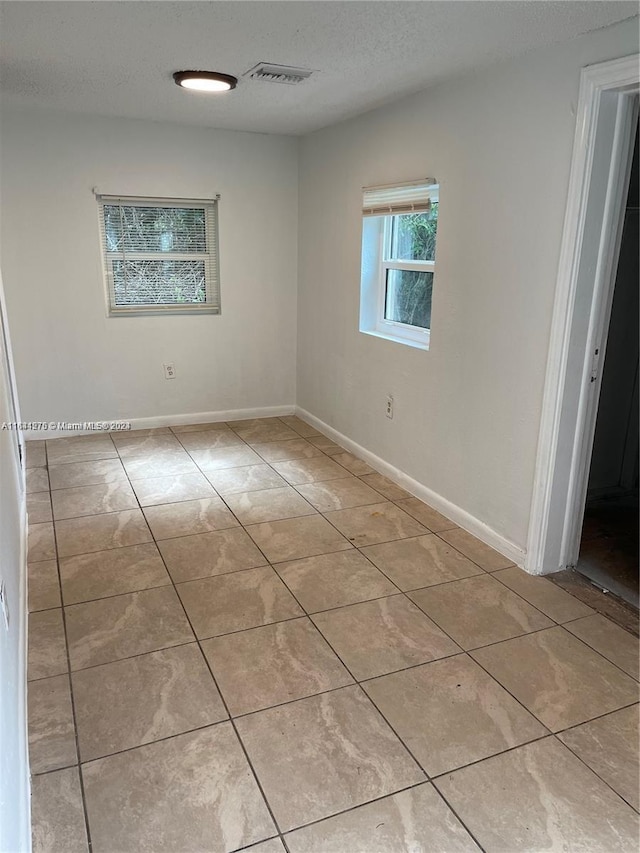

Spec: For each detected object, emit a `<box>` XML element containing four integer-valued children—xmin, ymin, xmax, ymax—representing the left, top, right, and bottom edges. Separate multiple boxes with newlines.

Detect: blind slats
<box><xmin>362</xmin><ymin>180</ymin><xmax>439</xmax><ymax>217</ymax></box>
<box><xmin>97</xmin><ymin>196</ymin><xmax>220</xmax><ymax>313</ymax></box>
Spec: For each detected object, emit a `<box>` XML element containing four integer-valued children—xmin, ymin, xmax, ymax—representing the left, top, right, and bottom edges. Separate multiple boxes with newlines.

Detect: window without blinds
<box><xmin>97</xmin><ymin>195</ymin><xmax>220</xmax><ymax>315</ymax></box>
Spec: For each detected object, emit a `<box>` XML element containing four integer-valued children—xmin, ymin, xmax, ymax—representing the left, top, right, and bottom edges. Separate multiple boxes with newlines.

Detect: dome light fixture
<box><xmin>173</xmin><ymin>71</ymin><xmax>238</xmax><ymax>93</ymax></box>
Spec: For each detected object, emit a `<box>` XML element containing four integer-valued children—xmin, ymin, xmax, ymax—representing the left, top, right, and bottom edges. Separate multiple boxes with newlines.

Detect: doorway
<box><xmin>578</xmin><ymin>121</ymin><xmax>639</xmax><ymax>606</ymax></box>
<box><xmin>527</xmin><ymin>54</ymin><xmax>639</xmax><ymax>581</ymax></box>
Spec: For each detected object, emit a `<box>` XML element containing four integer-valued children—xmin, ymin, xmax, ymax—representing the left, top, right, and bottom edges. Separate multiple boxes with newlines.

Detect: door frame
<box><xmin>526</xmin><ymin>54</ymin><xmax>639</xmax><ymax>575</ymax></box>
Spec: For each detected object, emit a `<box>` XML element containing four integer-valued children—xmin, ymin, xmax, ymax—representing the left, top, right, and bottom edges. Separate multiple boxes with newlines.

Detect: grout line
<box><xmin>552</xmin><ymin>724</ymin><xmax>640</xmax><ymax>815</ymax></box>
<box><xmin>45</xmin><ymin>489</ymin><xmax>94</xmax><ymax>853</ymax></box>
<box><xmin>113</xmin><ymin>446</ymin><xmax>290</xmax><ymax>851</ymax></box>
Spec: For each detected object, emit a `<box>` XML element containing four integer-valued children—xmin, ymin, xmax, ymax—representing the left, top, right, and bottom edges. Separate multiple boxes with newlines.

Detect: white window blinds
<box><xmin>97</xmin><ymin>195</ymin><xmax>220</xmax><ymax>314</ymax></box>
<box><xmin>362</xmin><ymin>180</ymin><xmax>439</xmax><ymax>217</ymax></box>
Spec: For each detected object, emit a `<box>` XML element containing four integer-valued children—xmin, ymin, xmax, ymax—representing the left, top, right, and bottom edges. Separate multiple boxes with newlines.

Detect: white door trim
<box><xmin>526</xmin><ymin>54</ymin><xmax>639</xmax><ymax>575</ymax></box>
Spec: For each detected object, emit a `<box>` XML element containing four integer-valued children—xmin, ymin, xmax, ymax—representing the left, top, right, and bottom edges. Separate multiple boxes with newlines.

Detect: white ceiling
<box><xmin>0</xmin><ymin>1</ymin><xmax>636</xmax><ymax>135</ymax></box>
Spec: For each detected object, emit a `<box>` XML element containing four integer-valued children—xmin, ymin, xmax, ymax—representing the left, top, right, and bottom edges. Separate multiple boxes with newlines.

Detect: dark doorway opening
<box><xmin>578</xmin><ymin>119</ymin><xmax>639</xmax><ymax>609</ymax></box>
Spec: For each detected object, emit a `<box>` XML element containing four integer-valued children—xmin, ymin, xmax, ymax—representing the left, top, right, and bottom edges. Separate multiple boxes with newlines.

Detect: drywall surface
<box><xmin>0</xmin><ymin>267</ymin><xmax>29</xmax><ymax>852</ymax></box>
<box><xmin>297</xmin><ymin>18</ymin><xmax>639</xmax><ymax>553</ymax></box>
<box><xmin>0</xmin><ymin>109</ymin><xmax>298</xmax><ymax>422</ymax></box>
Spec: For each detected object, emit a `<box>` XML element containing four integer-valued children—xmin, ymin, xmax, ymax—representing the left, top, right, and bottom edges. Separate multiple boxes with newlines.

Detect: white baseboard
<box><xmin>296</xmin><ymin>406</ymin><xmax>526</xmax><ymax>569</ymax></box>
<box><xmin>22</xmin><ymin>404</ymin><xmax>296</xmax><ymax>440</ymax></box>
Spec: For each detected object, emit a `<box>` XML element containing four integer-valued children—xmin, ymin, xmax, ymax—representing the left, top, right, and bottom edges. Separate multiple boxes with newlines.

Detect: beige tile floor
<box><xmin>26</xmin><ymin>417</ymin><xmax>639</xmax><ymax>853</ymax></box>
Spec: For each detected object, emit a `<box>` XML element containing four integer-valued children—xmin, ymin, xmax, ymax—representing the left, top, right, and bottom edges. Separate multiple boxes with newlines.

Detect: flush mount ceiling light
<box><xmin>173</xmin><ymin>71</ymin><xmax>237</xmax><ymax>93</ymax></box>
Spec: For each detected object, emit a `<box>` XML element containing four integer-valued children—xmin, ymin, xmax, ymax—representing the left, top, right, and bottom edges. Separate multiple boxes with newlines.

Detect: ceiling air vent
<box><xmin>244</xmin><ymin>63</ymin><xmax>313</xmax><ymax>85</ymax></box>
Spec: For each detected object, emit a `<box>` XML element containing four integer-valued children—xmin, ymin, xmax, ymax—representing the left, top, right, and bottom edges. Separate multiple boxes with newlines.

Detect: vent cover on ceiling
<box><xmin>244</xmin><ymin>63</ymin><xmax>313</xmax><ymax>85</ymax></box>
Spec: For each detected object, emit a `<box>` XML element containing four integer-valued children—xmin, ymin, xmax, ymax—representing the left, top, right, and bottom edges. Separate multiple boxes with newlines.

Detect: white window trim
<box><xmin>360</xmin><ymin>211</ymin><xmax>434</xmax><ymax>350</ymax></box>
<box><xmin>97</xmin><ymin>194</ymin><xmax>221</xmax><ymax>317</ymax></box>
<box><xmin>375</xmin><ymin>215</ymin><xmax>432</xmax><ymax>347</ymax></box>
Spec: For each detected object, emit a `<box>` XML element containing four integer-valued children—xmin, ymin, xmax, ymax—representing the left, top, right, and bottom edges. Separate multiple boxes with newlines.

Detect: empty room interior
<box><xmin>0</xmin><ymin>2</ymin><xmax>639</xmax><ymax>852</ymax></box>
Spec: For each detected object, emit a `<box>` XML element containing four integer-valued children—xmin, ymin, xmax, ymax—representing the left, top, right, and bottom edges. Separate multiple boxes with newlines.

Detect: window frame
<box><xmin>375</xmin><ymin>213</ymin><xmax>435</xmax><ymax>347</ymax></box>
<box><xmin>97</xmin><ymin>194</ymin><xmax>221</xmax><ymax>317</ymax></box>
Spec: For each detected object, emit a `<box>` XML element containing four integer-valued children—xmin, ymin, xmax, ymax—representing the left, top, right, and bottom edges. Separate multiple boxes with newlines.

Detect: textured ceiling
<box><xmin>0</xmin><ymin>1</ymin><xmax>636</xmax><ymax>135</ymax></box>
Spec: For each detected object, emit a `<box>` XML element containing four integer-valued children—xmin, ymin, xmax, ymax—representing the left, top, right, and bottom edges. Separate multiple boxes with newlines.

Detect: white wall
<box><xmin>0</xmin><ymin>110</ymin><xmax>298</xmax><ymax>425</ymax></box>
<box><xmin>297</xmin><ymin>18</ymin><xmax>639</xmax><ymax>558</ymax></box>
<box><xmin>0</xmin><ymin>267</ymin><xmax>30</xmax><ymax>853</ymax></box>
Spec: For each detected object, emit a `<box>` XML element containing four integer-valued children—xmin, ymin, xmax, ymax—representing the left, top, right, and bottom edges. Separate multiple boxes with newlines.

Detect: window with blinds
<box><xmin>97</xmin><ymin>195</ymin><xmax>220</xmax><ymax>315</ymax></box>
<box><xmin>360</xmin><ymin>179</ymin><xmax>439</xmax><ymax>349</ymax></box>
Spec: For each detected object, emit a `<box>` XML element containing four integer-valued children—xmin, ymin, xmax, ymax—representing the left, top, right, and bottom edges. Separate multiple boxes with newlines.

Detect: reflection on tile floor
<box><xmin>27</xmin><ymin>417</ymin><xmax>640</xmax><ymax>852</ymax></box>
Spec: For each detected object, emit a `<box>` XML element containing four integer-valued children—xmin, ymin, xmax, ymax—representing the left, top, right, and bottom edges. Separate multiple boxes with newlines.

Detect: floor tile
<box><xmin>246</xmin><ymin>515</ymin><xmax>352</xmax><ymax>562</ymax></box>
<box><xmin>435</xmin><ymin>737</ymin><xmax>639</xmax><ymax>853</ymax></box>
<box><xmin>157</xmin><ymin>528</ymin><xmax>267</xmax><ymax>583</ymax></box>
<box><xmin>170</xmin><ymin>420</ymin><xmax>230</xmax><ymax>433</ymax></box>
<box><xmin>272</xmin><ymin>456</ymin><xmax>352</xmax><ymax>485</ymax></box>
<box><xmin>176</xmin><ymin>428</ymin><xmax>245</xmax><ymax>451</ymax></box>
<box><xmin>51</xmin><ymin>481</ymin><xmax>138</xmax><ymax>520</ymax></box>
<box><xmin>363</xmin><ymin>655</ymin><xmax>546</xmax><ymax>777</ymax></box>
<box><xmin>236</xmin><ymin>685</ymin><xmax>423</xmax><ymax>832</ymax></box>
<box><xmin>113</xmin><ymin>433</ymin><xmax>184</xmax><ymax>456</ymax></box>
<box><xmin>203</xmin><ymin>617</ymin><xmax>352</xmax><ymax>716</ymax></box>
<box><xmin>295</xmin><ymin>476</ymin><xmax>382</xmax><ymax>511</ymax></box>
<box><xmin>559</xmin><ymin>705</ymin><xmax>639</xmax><ymax>810</ymax></box>
<box><xmin>408</xmin><ymin>574</ymin><xmax>553</xmax><ymax>650</ymax></box>
<box><xmin>55</xmin><ymin>509</ymin><xmax>152</xmax><ymax>557</ymax></box>
<box><xmin>26</xmin><ymin>467</ymin><xmax>50</xmax><ymax>494</ymax></box>
<box><xmin>129</xmin><ymin>472</ymin><xmax>217</xmax><ymax>506</ymax></box>
<box><xmin>187</xmin><ymin>444</ymin><xmax>263</xmax><ymax>471</ymax></box>
<box><xmin>28</xmin><ymin>674</ymin><xmax>76</xmax><ymax>773</ymax></box>
<box><xmin>361</xmin><ymin>534</ymin><xmax>483</xmax><ymax>591</ymax></box>
<box><xmin>564</xmin><ymin>614</ymin><xmax>639</xmax><ymax>680</ymax></box>
<box><xmin>28</xmin><ymin>521</ymin><xmax>57</xmax><ymax>561</ymax></box>
<box><xmin>28</xmin><ymin>608</ymin><xmax>67</xmax><ymax>680</ymax></box>
<box><xmin>73</xmin><ymin>644</ymin><xmax>227</xmax><ymax>761</ymax></box>
<box><xmin>224</xmin><ymin>486</ymin><xmax>316</xmax><ymax>524</ymax></box>
<box><xmin>143</xmin><ymin>496</ymin><xmax>239</xmax><ymax>539</ymax></box>
<box><xmin>59</xmin><ymin>542</ymin><xmax>170</xmax><ymax>604</ymax></box>
<box><xmin>226</xmin><ymin>417</ymin><xmax>283</xmax><ymax>429</ymax></box>
<box><xmin>394</xmin><ymin>497</ymin><xmax>457</xmax><ymax>532</ymax></box>
<box><xmin>492</xmin><ymin>565</ymin><xmax>595</xmax><ymax>623</ymax></box>
<box><xmin>285</xmin><ymin>783</ymin><xmax>479</xmax><ymax>853</ymax></box>
<box><xmin>65</xmin><ymin>586</ymin><xmax>194</xmax><ymax>670</ymax></box>
<box><xmin>439</xmin><ymin>527</ymin><xmax>513</xmax><ymax>570</ymax></box>
<box><xmin>358</xmin><ymin>472</ymin><xmax>411</xmax><ymax>501</ymax></box>
<box><xmin>28</xmin><ymin>560</ymin><xmax>61</xmax><ymax>611</ymax></box>
<box><xmin>27</xmin><ymin>491</ymin><xmax>53</xmax><ymax>523</ymax></box>
<box><xmin>111</xmin><ymin>427</ymin><xmax>171</xmax><ymax>438</ymax></box>
<box><xmin>205</xmin><ymin>463</ymin><xmax>287</xmax><ymax>495</ymax></box>
<box><xmin>31</xmin><ymin>768</ymin><xmax>88</xmax><ymax>853</ymax></box>
<box><xmin>233</xmin><ymin>422</ymin><xmax>300</xmax><ymax>444</ymax></box>
<box><xmin>82</xmin><ymin>724</ymin><xmax>275</xmax><ymax>853</ymax></box>
<box><xmin>274</xmin><ymin>550</ymin><xmax>398</xmax><ymax>613</ymax></box>
<box><xmin>48</xmin><ymin>458</ymin><xmax>127</xmax><ymax>490</ymax></box>
<box><xmin>177</xmin><ymin>566</ymin><xmax>303</xmax><ymax>639</ymax></box>
<box><xmin>252</xmin><ymin>438</ymin><xmax>324</xmax><ymax>463</ymax></box>
<box><xmin>24</xmin><ymin>439</ymin><xmax>47</xmax><ymax>469</ymax></box>
<box><xmin>46</xmin><ymin>435</ymin><xmax>117</xmax><ymax>465</ymax></box>
<box><xmin>313</xmin><ymin>596</ymin><xmax>460</xmax><ymax>680</ymax></box>
<box><xmin>324</xmin><ymin>502</ymin><xmax>428</xmax><ymax>547</ymax></box>
<box><xmin>307</xmin><ymin>435</ymin><xmax>344</xmax><ymax>455</ymax></box>
<box><xmin>331</xmin><ymin>451</ymin><xmax>375</xmax><ymax>476</ymax></box>
<box><xmin>278</xmin><ymin>415</ymin><xmax>321</xmax><ymax>437</ymax></box>
<box><xmin>121</xmin><ymin>449</ymin><xmax>199</xmax><ymax>479</ymax></box>
<box><xmin>471</xmin><ymin>626</ymin><xmax>639</xmax><ymax>731</ymax></box>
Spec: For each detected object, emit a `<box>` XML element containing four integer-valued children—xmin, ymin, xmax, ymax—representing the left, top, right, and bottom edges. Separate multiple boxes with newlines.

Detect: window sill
<box><xmin>108</xmin><ymin>307</ymin><xmax>220</xmax><ymax>318</ymax></box>
<box><xmin>360</xmin><ymin>328</ymin><xmax>429</xmax><ymax>351</ymax></box>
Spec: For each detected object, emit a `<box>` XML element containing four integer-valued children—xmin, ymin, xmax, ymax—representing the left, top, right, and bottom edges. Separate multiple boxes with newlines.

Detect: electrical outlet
<box><xmin>0</xmin><ymin>580</ymin><xmax>9</xmax><ymax>630</ymax></box>
<box><xmin>386</xmin><ymin>395</ymin><xmax>394</xmax><ymax>419</ymax></box>
<box><xmin>163</xmin><ymin>362</ymin><xmax>176</xmax><ymax>380</ymax></box>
